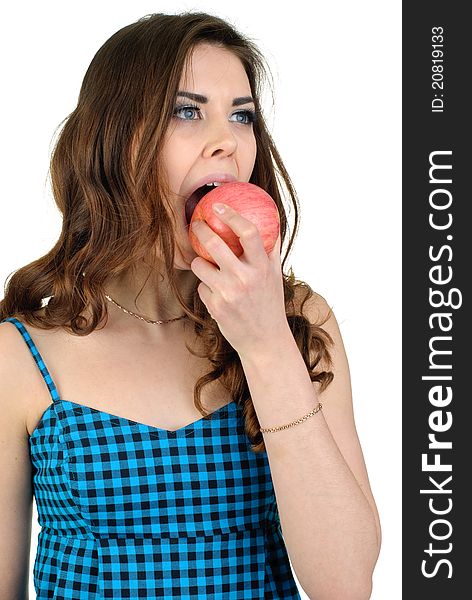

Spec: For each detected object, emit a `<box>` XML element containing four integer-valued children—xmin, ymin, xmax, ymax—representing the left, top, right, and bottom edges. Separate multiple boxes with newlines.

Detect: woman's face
<box><xmin>161</xmin><ymin>43</ymin><xmax>258</xmax><ymax>269</ymax></box>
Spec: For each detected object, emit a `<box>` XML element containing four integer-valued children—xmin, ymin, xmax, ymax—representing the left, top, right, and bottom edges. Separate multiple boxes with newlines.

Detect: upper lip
<box><xmin>182</xmin><ymin>172</ymin><xmax>238</xmax><ymax>201</ymax></box>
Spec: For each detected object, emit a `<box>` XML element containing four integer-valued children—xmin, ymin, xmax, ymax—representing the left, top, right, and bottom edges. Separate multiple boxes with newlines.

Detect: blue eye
<box><xmin>173</xmin><ymin>104</ymin><xmax>256</xmax><ymax>125</ymax></box>
<box><xmin>173</xmin><ymin>104</ymin><xmax>200</xmax><ymax>120</ymax></box>
<box><xmin>232</xmin><ymin>110</ymin><xmax>256</xmax><ymax>125</ymax></box>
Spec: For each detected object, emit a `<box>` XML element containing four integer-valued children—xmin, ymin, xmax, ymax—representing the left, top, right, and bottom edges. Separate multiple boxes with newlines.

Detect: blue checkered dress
<box><xmin>2</xmin><ymin>317</ymin><xmax>301</xmax><ymax>599</ymax></box>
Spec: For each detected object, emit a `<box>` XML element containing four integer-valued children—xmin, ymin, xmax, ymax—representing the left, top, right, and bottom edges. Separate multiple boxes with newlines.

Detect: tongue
<box><xmin>185</xmin><ymin>186</ymin><xmax>210</xmax><ymax>223</ymax></box>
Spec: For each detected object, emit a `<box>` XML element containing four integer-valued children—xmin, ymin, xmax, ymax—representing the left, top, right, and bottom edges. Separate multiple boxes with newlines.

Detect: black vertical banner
<box><xmin>403</xmin><ymin>2</ymin><xmax>470</xmax><ymax>598</ymax></box>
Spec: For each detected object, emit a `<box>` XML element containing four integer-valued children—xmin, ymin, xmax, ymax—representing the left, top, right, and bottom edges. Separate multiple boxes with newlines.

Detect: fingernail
<box><xmin>213</xmin><ymin>203</ymin><xmax>226</xmax><ymax>214</ymax></box>
<box><xmin>191</xmin><ymin>220</ymin><xmax>201</xmax><ymax>230</ymax></box>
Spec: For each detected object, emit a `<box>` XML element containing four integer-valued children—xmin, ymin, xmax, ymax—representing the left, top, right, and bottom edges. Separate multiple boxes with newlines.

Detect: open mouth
<box><xmin>185</xmin><ymin>183</ymin><xmax>220</xmax><ymax>224</ymax></box>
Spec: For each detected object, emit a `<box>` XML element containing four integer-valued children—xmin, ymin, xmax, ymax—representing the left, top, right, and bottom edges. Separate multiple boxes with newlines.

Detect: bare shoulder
<box><xmin>0</xmin><ymin>321</ymin><xmax>30</xmax><ymax>427</ymax></box>
<box><xmin>292</xmin><ymin>284</ymin><xmax>350</xmax><ymax>395</ymax></box>
<box><xmin>292</xmin><ymin>283</ymin><xmax>334</xmax><ymax>325</ymax></box>
<box><xmin>0</xmin><ymin>318</ymin><xmax>28</xmax><ymax>378</ymax></box>
<box><xmin>0</xmin><ymin>320</ymin><xmax>34</xmax><ymax>596</ymax></box>
<box><xmin>292</xmin><ymin>285</ymin><xmax>339</xmax><ymax>363</ymax></box>
<box><xmin>0</xmin><ymin>318</ymin><xmax>51</xmax><ymax>432</ymax></box>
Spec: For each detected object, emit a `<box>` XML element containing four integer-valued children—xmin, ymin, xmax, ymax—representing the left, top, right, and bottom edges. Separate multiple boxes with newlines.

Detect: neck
<box><xmin>103</xmin><ymin>260</ymin><xmax>197</xmax><ymax>326</ymax></box>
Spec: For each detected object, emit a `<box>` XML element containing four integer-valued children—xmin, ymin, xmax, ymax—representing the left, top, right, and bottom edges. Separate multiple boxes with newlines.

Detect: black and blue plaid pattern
<box><xmin>2</xmin><ymin>317</ymin><xmax>301</xmax><ymax>598</ymax></box>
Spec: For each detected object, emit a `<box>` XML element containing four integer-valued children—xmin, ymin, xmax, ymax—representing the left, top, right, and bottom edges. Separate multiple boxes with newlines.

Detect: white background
<box><xmin>0</xmin><ymin>2</ymin><xmax>401</xmax><ymax>598</ymax></box>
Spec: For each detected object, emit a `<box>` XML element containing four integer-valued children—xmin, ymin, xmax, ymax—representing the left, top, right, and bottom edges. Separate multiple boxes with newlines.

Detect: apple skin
<box><xmin>188</xmin><ymin>182</ymin><xmax>280</xmax><ymax>265</ymax></box>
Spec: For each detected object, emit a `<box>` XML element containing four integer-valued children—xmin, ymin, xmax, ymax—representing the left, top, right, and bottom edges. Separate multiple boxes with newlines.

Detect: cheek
<box><xmin>246</xmin><ymin>135</ymin><xmax>257</xmax><ymax>174</ymax></box>
<box><xmin>166</xmin><ymin>146</ymin><xmax>194</xmax><ymax>187</ymax></box>
<box><xmin>162</xmin><ymin>131</ymin><xmax>188</xmax><ymax>172</ymax></box>
<box><xmin>161</xmin><ymin>146</ymin><xmax>179</xmax><ymax>179</ymax></box>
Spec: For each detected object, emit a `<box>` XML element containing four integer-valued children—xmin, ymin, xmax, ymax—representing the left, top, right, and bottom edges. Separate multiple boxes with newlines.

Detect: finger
<box><xmin>211</xmin><ymin>203</ymin><xmax>267</xmax><ymax>265</ymax></box>
<box><xmin>197</xmin><ymin>280</ymin><xmax>214</xmax><ymax>311</ymax></box>
<box><xmin>191</xmin><ymin>218</ymin><xmax>241</xmax><ymax>271</ymax></box>
<box><xmin>190</xmin><ymin>255</ymin><xmax>221</xmax><ymax>292</ymax></box>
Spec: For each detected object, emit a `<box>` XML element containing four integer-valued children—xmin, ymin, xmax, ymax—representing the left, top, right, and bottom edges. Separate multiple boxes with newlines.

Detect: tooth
<box><xmin>204</xmin><ymin>181</ymin><xmax>224</xmax><ymax>187</ymax></box>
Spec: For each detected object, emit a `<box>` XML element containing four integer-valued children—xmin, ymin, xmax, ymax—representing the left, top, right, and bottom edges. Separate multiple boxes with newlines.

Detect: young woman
<box><xmin>0</xmin><ymin>12</ymin><xmax>381</xmax><ymax>599</ymax></box>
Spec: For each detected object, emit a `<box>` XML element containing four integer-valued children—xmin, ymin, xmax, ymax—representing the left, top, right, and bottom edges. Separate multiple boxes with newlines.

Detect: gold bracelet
<box><xmin>259</xmin><ymin>402</ymin><xmax>323</xmax><ymax>433</ymax></box>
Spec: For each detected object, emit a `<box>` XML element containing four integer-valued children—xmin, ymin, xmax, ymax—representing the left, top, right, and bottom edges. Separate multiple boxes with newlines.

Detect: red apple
<box><xmin>188</xmin><ymin>182</ymin><xmax>280</xmax><ymax>265</ymax></box>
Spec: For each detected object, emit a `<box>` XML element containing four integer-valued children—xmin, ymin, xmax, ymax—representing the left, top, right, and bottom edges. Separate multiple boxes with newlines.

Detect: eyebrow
<box><xmin>176</xmin><ymin>91</ymin><xmax>255</xmax><ymax>107</ymax></box>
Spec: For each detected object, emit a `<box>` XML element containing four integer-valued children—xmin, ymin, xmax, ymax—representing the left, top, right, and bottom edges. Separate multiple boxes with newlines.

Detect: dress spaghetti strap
<box><xmin>0</xmin><ymin>316</ymin><xmax>60</xmax><ymax>403</ymax></box>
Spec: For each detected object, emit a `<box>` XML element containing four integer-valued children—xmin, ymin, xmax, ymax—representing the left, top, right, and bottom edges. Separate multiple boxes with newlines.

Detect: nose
<box><xmin>202</xmin><ymin>119</ymin><xmax>238</xmax><ymax>158</ymax></box>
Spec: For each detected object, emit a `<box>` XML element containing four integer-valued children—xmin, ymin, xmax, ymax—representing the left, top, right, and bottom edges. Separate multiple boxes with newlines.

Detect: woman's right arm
<box><xmin>0</xmin><ymin>325</ymin><xmax>33</xmax><ymax>600</ymax></box>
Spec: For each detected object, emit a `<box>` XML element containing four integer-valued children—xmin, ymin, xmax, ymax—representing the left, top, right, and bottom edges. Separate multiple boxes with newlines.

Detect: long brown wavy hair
<box><xmin>0</xmin><ymin>11</ymin><xmax>334</xmax><ymax>452</ymax></box>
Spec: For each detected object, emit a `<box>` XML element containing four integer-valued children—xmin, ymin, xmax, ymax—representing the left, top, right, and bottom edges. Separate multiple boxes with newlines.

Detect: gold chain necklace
<box><xmin>104</xmin><ymin>294</ymin><xmax>187</xmax><ymax>325</ymax></box>
<box><xmin>81</xmin><ymin>272</ymin><xmax>187</xmax><ymax>325</ymax></box>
